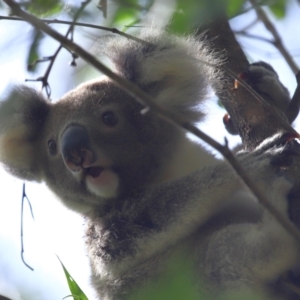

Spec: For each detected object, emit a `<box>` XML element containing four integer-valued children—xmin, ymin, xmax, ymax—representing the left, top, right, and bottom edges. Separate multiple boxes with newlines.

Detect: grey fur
<box><xmin>0</xmin><ymin>31</ymin><xmax>299</xmax><ymax>299</ymax></box>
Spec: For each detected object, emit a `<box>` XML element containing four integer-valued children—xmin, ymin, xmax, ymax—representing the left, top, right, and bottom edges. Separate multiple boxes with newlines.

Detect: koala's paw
<box><xmin>223</xmin><ymin>61</ymin><xmax>290</xmax><ymax>136</ymax></box>
<box><xmin>237</xmin><ymin>132</ymin><xmax>300</xmax><ymax>177</ymax></box>
<box><xmin>239</xmin><ymin>61</ymin><xmax>290</xmax><ymax>114</ymax></box>
<box><xmin>222</xmin><ymin>113</ymin><xmax>239</xmax><ymax>135</ymax></box>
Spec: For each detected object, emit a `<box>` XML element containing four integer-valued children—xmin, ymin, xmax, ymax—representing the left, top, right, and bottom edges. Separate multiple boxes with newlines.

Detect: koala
<box><xmin>0</xmin><ymin>30</ymin><xmax>299</xmax><ymax>299</ymax></box>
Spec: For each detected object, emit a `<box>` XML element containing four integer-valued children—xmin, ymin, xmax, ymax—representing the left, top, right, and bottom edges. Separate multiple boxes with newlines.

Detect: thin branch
<box><xmin>234</xmin><ymin>17</ymin><xmax>259</xmax><ymax>32</ymax></box>
<box><xmin>0</xmin><ymin>15</ymin><xmax>149</xmax><ymax>44</ymax></box>
<box><xmin>3</xmin><ymin>0</ymin><xmax>300</xmax><ymax>244</ymax></box>
<box><xmin>0</xmin><ymin>295</ymin><xmax>13</xmax><ymax>300</ymax></box>
<box><xmin>21</xmin><ymin>183</ymin><xmax>34</xmax><ymax>271</ymax></box>
<box><xmin>249</xmin><ymin>0</ymin><xmax>299</xmax><ymax>74</ymax></box>
<box><xmin>25</xmin><ymin>1</ymin><xmax>91</xmax><ymax>97</ymax></box>
<box><xmin>234</xmin><ymin>31</ymin><xmax>273</xmax><ymax>44</ymax></box>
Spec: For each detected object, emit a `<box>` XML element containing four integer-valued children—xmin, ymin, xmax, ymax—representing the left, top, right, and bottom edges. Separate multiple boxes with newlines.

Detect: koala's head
<box><xmin>0</xmin><ymin>82</ymin><xmax>182</xmax><ymax>212</ymax></box>
<box><xmin>0</xmin><ymin>31</ymin><xmax>219</xmax><ymax>212</ymax></box>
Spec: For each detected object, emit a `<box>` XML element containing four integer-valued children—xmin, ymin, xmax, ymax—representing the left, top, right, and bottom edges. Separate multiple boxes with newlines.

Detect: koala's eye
<box><xmin>102</xmin><ymin>111</ymin><xmax>118</xmax><ymax>127</ymax></box>
<box><xmin>48</xmin><ymin>140</ymin><xmax>57</xmax><ymax>155</ymax></box>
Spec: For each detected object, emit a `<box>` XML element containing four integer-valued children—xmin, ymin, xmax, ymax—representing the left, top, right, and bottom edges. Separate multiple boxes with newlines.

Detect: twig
<box><xmin>249</xmin><ymin>0</ymin><xmax>299</xmax><ymax>74</ymax></box>
<box><xmin>234</xmin><ymin>17</ymin><xmax>259</xmax><ymax>32</ymax></box>
<box><xmin>3</xmin><ymin>0</ymin><xmax>300</xmax><ymax>244</ymax></box>
<box><xmin>0</xmin><ymin>15</ymin><xmax>149</xmax><ymax>44</ymax></box>
<box><xmin>234</xmin><ymin>31</ymin><xmax>273</xmax><ymax>43</ymax></box>
<box><xmin>25</xmin><ymin>1</ymin><xmax>91</xmax><ymax>97</ymax></box>
<box><xmin>21</xmin><ymin>183</ymin><xmax>34</xmax><ymax>271</ymax></box>
<box><xmin>0</xmin><ymin>295</ymin><xmax>13</xmax><ymax>300</ymax></box>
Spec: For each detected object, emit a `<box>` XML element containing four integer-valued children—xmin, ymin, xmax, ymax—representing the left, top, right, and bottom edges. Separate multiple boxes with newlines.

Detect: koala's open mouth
<box><xmin>87</xmin><ymin>166</ymin><xmax>103</xmax><ymax>178</ymax></box>
<box><xmin>85</xmin><ymin>166</ymin><xmax>119</xmax><ymax>198</ymax></box>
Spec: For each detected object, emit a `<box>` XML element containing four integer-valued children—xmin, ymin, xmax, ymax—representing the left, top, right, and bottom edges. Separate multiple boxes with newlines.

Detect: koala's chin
<box><xmin>85</xmin><ymin>168</ymin><xmax>119</xmax><ymax>199</ymax></box>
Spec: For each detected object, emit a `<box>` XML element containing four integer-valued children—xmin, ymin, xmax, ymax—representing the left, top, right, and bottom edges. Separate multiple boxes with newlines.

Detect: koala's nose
<box><xmin>60</xmin><ymin>125</ymin><xmax>95</xmax><ymax>172</ymax></box>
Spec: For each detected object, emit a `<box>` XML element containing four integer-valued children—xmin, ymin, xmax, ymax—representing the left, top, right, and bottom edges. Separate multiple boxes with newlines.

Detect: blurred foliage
<box><xmin>21</xmin><ymin>0</ymin><xmax>63</xmax><ymax>17</ymax></box>
<box><xmin>27</xmin><ymin>29</ymin><xmax>44</xmax><ymax>71</ymax></box>
<box><xmin>171</xmin><ymin>0</ymin><xmax>247</xmax><ymax>34</ymax></box>
<box><xmin>258</xmin><ymin>0</ymin><xmax>288</xmax><ymax>18</ymax></box>
<box><xmin>128</xmin><ymin>255</ymin><xmax>201</xmax><ymax>300</ymax></box>
<box><xmin>111</xmin><ymin>1</ymin><xmax>140</xmax><ymax>29</ymax></box>
<box><xmin>111</xmin><ymin>0</ymin><xmax>154</xmax><ymax>28</ymax></box>
<box><xmin>268</xmin><ymin>0</ymin><xmax>288</xmax><ymax>18</ymax></box>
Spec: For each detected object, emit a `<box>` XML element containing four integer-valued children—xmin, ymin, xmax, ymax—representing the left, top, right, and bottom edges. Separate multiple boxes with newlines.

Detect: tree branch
<box><xmin>0</xmin><ymin>295</ymin><xmax>12</xmax><ymax>300</ymax></box>
<box><xmin>234</xmin><ymin>31</ymin><xmax>273</xmax><ymax>43</ymax></box>
<box><xmin>249</xmin><ymin>0</ymin><xmax>299</xmax><ymax>74</ymax></box>
<box><xmin>0</xmin><ymin>15</ymin><xmax>148</xmax><ymax>44</ymax></box>
<box><xmin>24</xmin><ymin>0</ymin><xmax>91</xmax><ymax>96</ymax></box>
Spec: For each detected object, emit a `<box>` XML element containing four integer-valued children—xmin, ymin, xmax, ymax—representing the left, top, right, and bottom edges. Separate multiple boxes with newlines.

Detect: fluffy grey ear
<box><xmin>101</xmin><ymin>29</ymin><xmax>223</xmax><ymax>122</ymax></box>
<box><xmin>0</xmin><ymin>86</ymin><xmax>50</xmax><ymax>181</ymax></box>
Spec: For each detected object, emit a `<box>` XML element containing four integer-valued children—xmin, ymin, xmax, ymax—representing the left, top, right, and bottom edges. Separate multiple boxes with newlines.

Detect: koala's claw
<box><xmin>222</xmin><ymin>113</ymin><xmax>238</xmax><ymax>135</ymax></box>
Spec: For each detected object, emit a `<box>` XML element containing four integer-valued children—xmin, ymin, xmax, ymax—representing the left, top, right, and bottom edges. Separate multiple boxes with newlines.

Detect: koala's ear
<box><xmin>102</xmin><ymin>30</ymin><xmax>223</xmax><ymax>123</ymax></box>
<box><xmin>0</xmin><ymin>86</ymin><xmax>50</xmax><ymax>181</ymax></box>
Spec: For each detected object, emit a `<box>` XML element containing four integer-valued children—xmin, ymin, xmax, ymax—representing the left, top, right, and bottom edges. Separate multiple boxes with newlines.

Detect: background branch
<box><xmin>24</xmin><ymin>0</ymin><xmax>91</xmax><ymax>96</ymax></box>
<box><xmin>249</xmin><ymin>0</ymin><xmax>299</xmax><ymax>74</ymax></box>
<box><xmin>0</xmin><ymin>15</ymin><xmax>148</xmax><ymax>44</ymax></box>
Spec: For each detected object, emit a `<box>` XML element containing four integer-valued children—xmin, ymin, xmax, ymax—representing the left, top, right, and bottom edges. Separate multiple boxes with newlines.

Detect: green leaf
<box><xmin>171</xmin><ymin>0</ymin><xmax>228</xmax><ymax>35</ymax></box>
<box><xmin>227</xmin><ymin>0</ymin><xmax>245</xmax><ymax>17</ymax></box>
<box><xmin>112</xmin><ymin>7</ymin><xmax>139</xmax><ymax>29</ymax></box>
<box><xmin>26</xmin><ymin>0</ymin><xmax>63</xmax><ymax>17</ymax></box>
<box><xmin>57</xmin><ymin>256</ymin><xmax>89</xmax><ymax>300</ymax></box>
<box><xmin>123</xmin><ymin>0</ymin><xmax>139</xmax><ymax>4</ymax></box>
<box><xmin>65</xmin><ymin>5</ymin><xmax>93</xmax><ymax>21</ymax></box>
<box><xmin>269</xmin><ymin>0</ymin><xmax>287</xmax><ymax>19</ymax></box>
<box><xmin>27</xmin><ymin>29</ymin><xmax>44</xmax><ymax>72</ymax></box>
<box><xmin>111</xmin><ymin>0</ymin><xmax>155</xmax><ymax>29</ymax></box>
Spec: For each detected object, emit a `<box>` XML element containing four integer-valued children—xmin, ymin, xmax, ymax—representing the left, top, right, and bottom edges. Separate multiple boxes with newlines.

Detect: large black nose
<box><xmin>60</xmin><ymin>125</ymin><xmax>95</xmax><ymax>172</ymax></box>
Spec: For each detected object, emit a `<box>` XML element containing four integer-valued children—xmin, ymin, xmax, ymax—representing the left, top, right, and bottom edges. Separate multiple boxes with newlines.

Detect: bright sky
<box><xmin>0</xmin><ymin>1</ymin><xmax>300</xmax><ymax>299</ymax></box>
